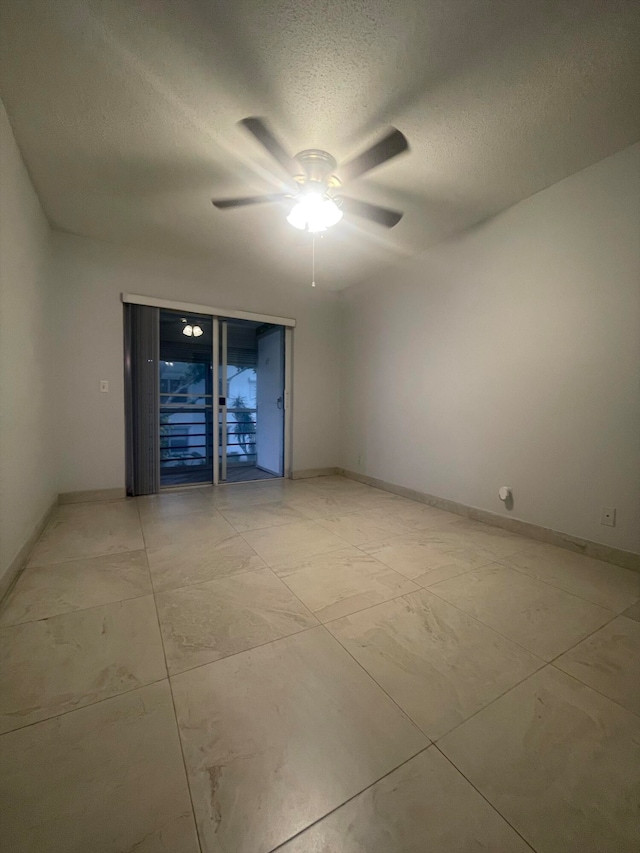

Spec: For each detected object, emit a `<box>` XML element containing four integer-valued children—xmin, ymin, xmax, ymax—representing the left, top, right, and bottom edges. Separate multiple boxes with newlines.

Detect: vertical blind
<box><xmin>124</xmin><ymin>304</ymin><xmax>160</xmax><ymax>496</ymax></box>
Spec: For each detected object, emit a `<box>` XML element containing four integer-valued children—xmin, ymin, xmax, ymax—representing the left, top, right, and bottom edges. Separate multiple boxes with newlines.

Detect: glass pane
<box><xmin>159</xmin><ymin>361</ymin><xmax>209</xmax><ymax>403</ymax></box>
<box><xmin>159</xmin><ymin>309</ymin><xmax>213</xmax><ymax>487</ymax></box>
<box><xmin>226</xmin><ymin>365</ymin><xmax>257</xmax><ymax>465</ymax></box>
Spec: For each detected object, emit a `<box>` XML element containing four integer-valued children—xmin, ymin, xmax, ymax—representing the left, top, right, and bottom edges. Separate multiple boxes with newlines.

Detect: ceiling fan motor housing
<box><xmin>294</xmin><ymin>149</ymin><xmax>340</xmax><ymax>189</ymax></box>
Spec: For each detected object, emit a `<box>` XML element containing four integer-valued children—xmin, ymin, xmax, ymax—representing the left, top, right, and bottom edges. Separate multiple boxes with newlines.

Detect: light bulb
<box><xmin>286</xmin><ymin>201</ymin><xmax>307</xmax><ymax>230</ymax></box>
<box><xmin>287</xmin><ymin>192</ymin><xmax>343</xmax><ymax>232</ymax></box>
<box><xmin>182</xmin><ymin>325</ymin><xmax>193</xmax><ymax>336</ymax></box>
<box><xmin>192</xmin><ymin>325</ymin><xmax>203</xmax><ymax>337</ymax></box>
<box><xmin>321</xmin><ymin>198</ymin><xmax>343</xmax><ymax>228</ymax></box>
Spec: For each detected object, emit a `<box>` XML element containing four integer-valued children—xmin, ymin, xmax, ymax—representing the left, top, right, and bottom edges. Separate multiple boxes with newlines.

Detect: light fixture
<box><xmin>286</xmin><ymin>191</ymin><xmax>343</xmax><ymax>233</ymax></box>
<box><xmin>181</xmin><ymin>318</ymin><xmax>203</xmax><ymax>337</ymax></box>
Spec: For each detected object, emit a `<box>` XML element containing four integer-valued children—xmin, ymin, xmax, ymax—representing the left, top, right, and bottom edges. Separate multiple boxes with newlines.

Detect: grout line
<box><xmin>0</xmin><ymin>589</ymin><xmax>157</xmax><ymax>632</ymax></box>
<box><xmin>311</xmin><ymin>559</ymin><xmax>489</xmax><ymax>629</ymax></box>
<box><xmin>219</xmin><ymin>511</ymin><xmax>310</xmax><ymax>535</ymax></box>
<box><xmin>0</xmin><ymin>674</ymin><xmax>171</xmax><ymax>739</ymax></box>
<box><xmin>425</xmin><ymin>564</ymin><xmax>619</xmax><ymax>661</ymax></box>
<box><xmin>159</xmin><ymin>654</ymin><xmax>205</xmax><ymax>853</ymax></box>
<box><xmin>25</xmin><ymin>543</ymin><xmax>147</xmax><ymax>571</ymax></box>
<box><xmin>137</xmin><ymin>497</ymin><xmax>205</xmax><ymax>853</ymax></box>
<box><xmin>149</xmin><ymin>560</ymin><xmax>268</xmax><ymax>597</ymax></box>
<box><xmin>181</xmin><ymin>533</ymin><xmax>432</xmax><ymax>745</ymax></box>
<box><xmin>267</xmin><ymin>744</ymin><xmax>432</xmax><ymax>852</ymax></box>
<box><xmin>322</xmin><ymin>589</ymin><xmax>549</xmax><ymax>744</ymax></box>
<box><xmin>315</xmin><ymin>587</ymin><xmax>418</xmax><ymax>627</ymax></box>
<box><xmin>236</xmin><ymin>523</ymin><xmax>356</xmax><ymax>568</ymax></box>
<box><xmin>420</xmin><ymin>581</ymin><xmax>552</xmax><ymax>661</ymax></box>
<box><xmin>430</xmin><ymin>664</ymin><xmax>549</xmax><ymax>745</ymax></box>
<box><xmin>547</xmin><ymin>660</ymin><xmax>640</xmax><ymax>720</ymax></box>
<box><xmin>433</xmin><ymin>745</ymin><xmax>538</xmax><ymax>852</ymax></box>
<box><xmin>544</xmin><ymin>610</ymin><xmax>620</xmax><ymax>667</ymax></box>
<box><xmin>166</xmin><ymin>624</ymin><xmax>321</xmax><ymax>680</ymax></box>
<box><xmin>316</xmin><ymin>623</ymin><xmax>432</xmax><ymax>742</ymax></box>
<box><xmin>493</xmin><ymin>556</ymin><xmax>637</xmax><ymax>613</ymax></box>
<box><xmin>428</xmin><ymin>616</ymin><xmax>638</xmax><ymax>754</ymax></box>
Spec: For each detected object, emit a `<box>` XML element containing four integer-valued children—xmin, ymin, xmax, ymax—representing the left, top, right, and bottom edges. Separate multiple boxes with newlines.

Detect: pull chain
<box><xmin>311</xmin><ymin>233</ymin><xmax>316</xmax><ymax>288</ymax></box>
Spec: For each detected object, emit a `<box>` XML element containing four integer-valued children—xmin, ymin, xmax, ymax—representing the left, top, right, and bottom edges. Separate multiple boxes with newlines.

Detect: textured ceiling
<box><xmin>1</xmin><ymin>0</ymin><xmax>639</xmax><ymax>290</ymax></box>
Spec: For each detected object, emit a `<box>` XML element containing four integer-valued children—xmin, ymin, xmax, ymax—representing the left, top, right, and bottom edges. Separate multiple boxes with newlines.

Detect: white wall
<box><xmin>51</xmin><ymin>232</ymin><xmax>341</xmax><ymax>492</ymax></box>
<box><xmin>0</xmin><ymin>99</ymin><xmax>56</xmax><ymax>581</ymax></box>
<box><xmin>341</xmin><ymin>144</ymin><xmax>640</xmax><ymax>553</ymax></box>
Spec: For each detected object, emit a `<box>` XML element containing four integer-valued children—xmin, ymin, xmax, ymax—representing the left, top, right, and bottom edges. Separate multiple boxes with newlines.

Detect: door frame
<box><xmin>122</xmin><ymin>293</ymin><xmax>294</xmax><ymax>483</ymax></box>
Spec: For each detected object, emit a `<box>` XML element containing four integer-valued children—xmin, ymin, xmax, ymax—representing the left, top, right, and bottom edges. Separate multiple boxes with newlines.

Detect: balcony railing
<box><xmin>159</xmin><ymin>404</ymin><xmax>258</xmax><ymax>483</ymax></box>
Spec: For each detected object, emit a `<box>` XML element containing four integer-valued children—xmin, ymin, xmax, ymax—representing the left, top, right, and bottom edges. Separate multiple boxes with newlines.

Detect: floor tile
<box><xmin>172</xmin><ymin>626</ymin><xmax>426</xmax><ymax>853</ymax></box>
<box><xmin>501</xmin><ymin>542</ymin><xmax>640</xmax><ymax>611</ymax></box>
<box><xmin>242</xmin><ymin>519</ymin><xmax>348</xmax><ymax>569</ymax></box>
<box><xmin>305</xmin><ymin>475</ymin><xmax>369</xmax><ymax>493</ymax></box>
<box><xmin>377</xmin><ymin>498</ymin><xmax>461</xmax><ymax>532</ymax></box>
<box><xmin>555</xmin><ymin>615</ymin><xmax>640</xmax><ymax>715</ymax></box>
<box><xmin>0</xmin><ymin>681</ymin><xmax>199</xmax><ymax>853</ymax></box>
<box><xmin>315</xmin><ymin>508</ymin><xmax>409</xmax><ymax>546</ymax></box>
<box><xmin>439</xmin><ymin>666</ymin><xmax>640</xmax><ymax>853</ymax></box>
<box><xmin>255</xmin><ymin>479</ymin><xmax>318</xmax><ymax>501</ymax></box>
<box><xmin>0</xmin><ymin>596</ymin><xmax>166</xmax><ymax>733</ymax></box>
<box><xmin>284</xmin><ymin>490</ymin><xmax>367</xmax><ymax>519</ymax></box>
<box><xmin>137</xmin><ymin>487</ymin><xmax>212</xmax><ymax>521</ymax></box>
<box><xmin>156</xmin><ymin>569</ymin><xmax>317</xmax><ymax>674</ymax></box>
<box><xmin>623</xmin><ymin>599</ymin><xmax>640</xmax><ymax>622</ymax></box>
<box><xmin>344</xmin><ymin>489</ymin><xmax>414</xmax><ymax>511</ymax></box>
<box><xmin>218</xmin><ymin>500</ymin><xmax>305</xmax><ymax>532</ymax></box>
<box><xmin>362</xmin><ymin>529</ymin><xmax>494</xmax><ymax>582</ymax></box>
<box><xmin>141</xmin><ymin>508</ymin><xmax>235</xmax><ymax>549</ymax></box>
<box><xmin>328</xmin><ymin>589</ymin><xmax>541</xmax><ymax>739</ymax></box>
<box><xmin>445</xmin><ymin>518</ymin><xmax>532</xmax><ymax>559</ymax></box>
<box><xmin>147</xmin><ymin>533</ymin><xmax>266</xmax><ymax>592</ymax></box>
<box><xmin>27</xmin><ymin>500</ymin><xmax>144</xmax><ymax>566</ymax></box>
<box><xmin>205</xmin><ymin>481</ymin><xmax>285</xmax><ymax>509</ymax></box>
<box><xmin>430</xmin><ymin>563</ymin><xmax>613</xmax><ymax>660</ymax></box>
<box><xmin>275</xmin><ymin>547</ymin><xmax>419</xmax><ymax>622</ymax></box>
<box><xmin>0</xmin><ymin>551</ymin><xmax>151</xmax><ymax>627</ymax></box>
<box><xmin>276</xmin><ymin>747</ymin><xmax>532</xmax><ymax>852</ymax></box>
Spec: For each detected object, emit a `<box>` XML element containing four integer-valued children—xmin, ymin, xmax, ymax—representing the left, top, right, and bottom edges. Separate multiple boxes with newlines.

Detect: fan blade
<box><xmin>339</xmin><ymin>196</ymin><xmax>403</xmax><ymax>228</ymax></box>
<box><xmin>212</xmin><ymin>193</ymin><xmax>289</xmax><ymax>209</ymax></box>
<box><xmin>239</xmin><ymin>117</ymin><xmax>296</xmax><ymax>176</ymax></box>
<box><xmin>340</xmin><ymin>128</ymin><xmax>408</xmax><ymax>182</ymax></box>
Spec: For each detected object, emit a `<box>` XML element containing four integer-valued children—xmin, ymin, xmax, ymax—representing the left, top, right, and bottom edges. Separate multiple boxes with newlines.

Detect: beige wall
<box><xmin>0</xmin><ymin>100</ymin><xmax>56</xmax><ymax>581</ymax></box>
<box><xmin>51</xmin><ymin>232</ymin><xmax>342</xmax><ymax>492</ymax></box>
<box><xmin>341</xmin><ymin>144</ymin><xmax>640</xmax><ymax>553</ymax></box>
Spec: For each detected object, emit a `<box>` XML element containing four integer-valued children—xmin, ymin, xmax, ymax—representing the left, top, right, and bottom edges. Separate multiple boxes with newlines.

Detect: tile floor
<box><xmin>1</xmin><ymin>475</ymin><xmax>639</xmax><ymax>853</ymax></box>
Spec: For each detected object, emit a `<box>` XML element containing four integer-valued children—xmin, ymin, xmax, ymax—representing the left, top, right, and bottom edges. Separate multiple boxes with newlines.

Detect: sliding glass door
<box><xmin>124</xmin><ymin>300</ymin><xmax>291</xmax><ymax>494</ymax></box>
<box><xmin>217</xmin><ymin>319</ymin><xmax>285</xmax><ymax>484</ymax></box>
<box><xmin>159</xmin><ymin>310</ymin><xmax>214</xmax><ymax>487</ymax></box>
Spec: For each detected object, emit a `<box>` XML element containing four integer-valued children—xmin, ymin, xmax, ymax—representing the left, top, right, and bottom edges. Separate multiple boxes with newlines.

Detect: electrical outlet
<box><xmin>600</xmin><ymin>506</ymin><xmax>616</xmax><ymax>527</ymax></box>
<box><xmin>99</xmin><ymin>380</ymin><xmax>109</xmax><ymax>393</ymax></box>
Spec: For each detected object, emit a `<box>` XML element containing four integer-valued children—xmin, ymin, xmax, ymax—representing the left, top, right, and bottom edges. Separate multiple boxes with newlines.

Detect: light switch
<box><xmin>100</xmin><ymin>380</ymin><xmax>109</xmax><ymax>393</ymax></box>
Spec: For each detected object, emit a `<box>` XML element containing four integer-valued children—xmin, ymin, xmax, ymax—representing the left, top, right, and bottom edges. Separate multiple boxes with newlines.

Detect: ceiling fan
<box><xmin>212</xmin><ymin>117</ymin><xmax>408</xmax><ymax>233</ymax></box>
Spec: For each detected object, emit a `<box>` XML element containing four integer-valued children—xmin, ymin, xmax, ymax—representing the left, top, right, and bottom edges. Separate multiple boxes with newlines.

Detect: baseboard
<box><xmin>59</xmin><ymin>487</ymin><xmax>126</xmax><ymax>504</ymax></box>
<box><xmin>292</xmin><ymin>467</ymin><xmax>339</xmax><ymax>480</ymax></box>
<box><xmin>337</xmin><ymin>468</ymin><xmax>640</xmax><ymax>573</ymax></box>
<box><xmin>0</xmin><ymin>496</ymin><xmax>59</xmax><ymax>603</ymax></box>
